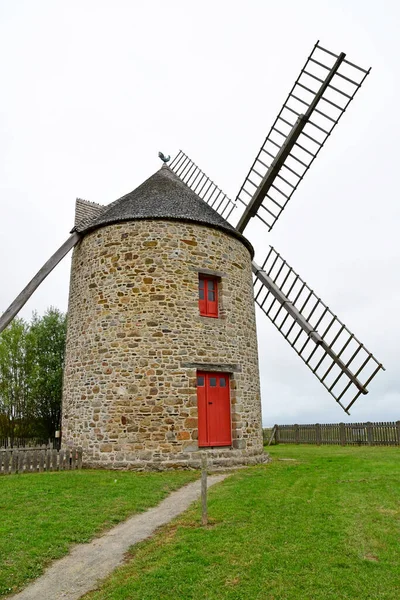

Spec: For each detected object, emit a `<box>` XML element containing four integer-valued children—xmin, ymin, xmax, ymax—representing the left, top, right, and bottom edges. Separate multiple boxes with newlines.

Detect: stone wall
<box><xmin>62</xmin><ymin>219</ymin><xmax>265</xmax><ymax>469</ymax></box>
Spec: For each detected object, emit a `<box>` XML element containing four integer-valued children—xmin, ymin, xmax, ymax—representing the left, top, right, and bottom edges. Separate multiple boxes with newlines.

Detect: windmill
<box><xmin>0</xmin><ymin>41</ymin><xmax>384</xmax><ymax>467</ymax></box>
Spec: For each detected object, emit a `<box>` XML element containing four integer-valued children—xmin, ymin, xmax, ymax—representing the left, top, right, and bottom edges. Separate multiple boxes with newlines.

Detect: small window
<box><xmin>209</xmin><ymin>377</ymin><xmax>217</xmax><ymax>387</ymax></box>
<box><xmin>198</xmin><ymin>275</ymin><xmax>218</xmax><ymax>317</ymax></box>
<box><xmin>219</xmin><ymin>378</ymin><xmax>226</xmax><ymax>387</ymax></box>
<box><xmin>197</xmin><ymin>376</ymin><xmax>205</xmax><ymax>387</ymax></box>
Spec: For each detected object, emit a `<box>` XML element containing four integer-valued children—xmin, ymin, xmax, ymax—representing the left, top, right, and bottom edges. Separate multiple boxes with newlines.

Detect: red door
<box><xmin>197</xmin><ymin>372</ymin><xmax>231</xmax><ymax>447</ymax></box>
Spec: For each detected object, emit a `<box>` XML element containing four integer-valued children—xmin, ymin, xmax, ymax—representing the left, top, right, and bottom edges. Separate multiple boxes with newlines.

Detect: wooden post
<box><xmin>4</xmin><ymin>451</ymin><xmax>10</xmax><ymax>475</ymax></box>
<box><xmin>77</xmin><ymin>447</ymin><xmax>83</xmax><ymax>469</ymax></box>
<box><xmin>366</xmin><ymin>422</ymin><xmax>373</xmax><ymax>446</ymax></box>
<box><xmin>11</xmin><ymin>450</ymin><xmax>17</xmax><ymax>474</ymax></box>
<box><xmin>18</xmin><ymin>450</ymin><xmax>25</xmax><ymax>473</ymax></box>
<box><xmin>267</xmin><ymin>425</ymin><xmax>277</xmax><ymax>447</ymax></box>
<box><xmin>39</xmin><ymin>449</ymin><xmax>45</xmax><ymax>473</ymax></box>
<box><xmin>316</xmin><ymin>423</ymin><xmax>321</xmax><ymax>446</ymax></box>
<box><xmin>52</xmin><ymin>449</ymin><xmax>58</xmax><ymax>470</ymax></box>
<box><xmin>32</xmin><ymin>449</ymin><xmax>38</xmax><ymax>472</ymax></box>
<box><xmin>46</xmin><ymin>447</ymin><xmax>51</xmax><ymax>472</ymax></box>
<box><xmin>59</xmin><ymin>449</ymin><xmax>64</xmax><ymax>471</ymax></box>
<box><xmin>25</xmin><ymin>451</ymin><xmax>31</xmax><ymax>473</ymax></box>
<box><xmin>294</xmin><ymin>424</ymin><xmax>299</xmax><ymax>444</ymax></box>
<box><xmin>339</xmin><ymin>423</ymin><xmax>346</xmax><ymax>446</ymax></box>
<box><xmin>65</xmin><ymin>448</ymin><xmax>71</xmax><ymax>470</ymax></box>
<box><xmin>396</xmin><ymin>421</ymin><xmax>400</xmax><ymax>446</ymax></box>
<box><xmin>70</xmin><ymin>448</ymin><xmax>76</xmax><ymax>470</ymax></box>
<box><xmin>201</xmin><ymin>452</ymin><xmax>208</xmax><ymax>526</ymax></box>
<box><xmin>275</xmin><ymin>425</ymin><xmax>279</xmax><ymax>445</ymax></box>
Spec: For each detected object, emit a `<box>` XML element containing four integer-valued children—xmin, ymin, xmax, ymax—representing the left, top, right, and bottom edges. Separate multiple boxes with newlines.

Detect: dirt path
<box><xmin>9</xmin><ymin>474</ymin><xmax>228</xmax><ymax>600</ymax></box>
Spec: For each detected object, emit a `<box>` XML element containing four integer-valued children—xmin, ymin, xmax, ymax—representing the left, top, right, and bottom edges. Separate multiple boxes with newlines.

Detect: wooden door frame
<box><xmin>197</xmin><ymin>371</ymin><xmax>232</xmax><ymax>448</ymax></box>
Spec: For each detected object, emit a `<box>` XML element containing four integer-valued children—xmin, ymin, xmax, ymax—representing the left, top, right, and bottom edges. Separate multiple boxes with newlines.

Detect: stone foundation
<box><xmin>83</xmin><ymin>447</ymin><xmax>268</xmax><ymax>471</ymax></box>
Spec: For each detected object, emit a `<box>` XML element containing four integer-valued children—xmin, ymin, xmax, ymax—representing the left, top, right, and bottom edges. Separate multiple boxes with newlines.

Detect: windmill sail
<box><xmin>0</xmin><ymin>233</ymin><xmax>80</xmax><ymax>335</ymax></box>
<box><xmin>253</xmin><ymin>247</ymin><xmax>384</xmax><ymax>413</ymax></box>
<box><xmin>169</xmin><ymin>151</ymin><xmax>236</xmax><ymax>221</ymax></box>
<box><xmin>235</xmin><ymin>41</ymin><xmax>370</xmax><ymax>233</ymax></box>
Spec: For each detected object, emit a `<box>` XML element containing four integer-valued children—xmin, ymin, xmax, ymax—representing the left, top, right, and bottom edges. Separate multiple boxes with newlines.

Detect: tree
<box><xmin>0</xmin><ymin>318</ymin><xmax>33</xmax><ymax>440</ymax></box>
<box><xmin>0</xmin><ymin>308</ymin><xmax>67</xmax><ymax>442</ymax></box>
<box><xmin>27</xmin><ymin>308</ymin><xmax>67</xmax><ymax>439</ymax></box>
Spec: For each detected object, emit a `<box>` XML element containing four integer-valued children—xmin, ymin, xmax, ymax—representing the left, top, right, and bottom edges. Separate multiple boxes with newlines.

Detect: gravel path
<box><xmin>9</xmin><ymin>474</ymin><xmax>228</xmax><ymax>600</ymax></box>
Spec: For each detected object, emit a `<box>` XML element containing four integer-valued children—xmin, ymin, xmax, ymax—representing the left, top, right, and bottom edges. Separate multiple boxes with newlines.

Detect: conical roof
<box><xmin>76</xmin><ymin>165</ymin><xmax>253</xmax><ymax>256</ymax></box>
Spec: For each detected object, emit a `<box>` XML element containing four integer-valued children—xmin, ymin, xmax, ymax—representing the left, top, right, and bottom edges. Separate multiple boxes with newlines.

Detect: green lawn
<box><xmin>84</xmin><ymin>445</ymin><xmax>400</xmax><ymax>600</ymax></box>
<box><xmin>0</xmin><ymin>469</ymin><xmax>197</xmax><ymax>597</ymax></box>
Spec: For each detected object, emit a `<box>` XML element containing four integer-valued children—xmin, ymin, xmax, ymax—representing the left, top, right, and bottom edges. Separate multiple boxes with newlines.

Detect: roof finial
<box><xmin>158</xmin><ymin>151</ymin><xmax>170</xmax><ymax>164</ymax></box>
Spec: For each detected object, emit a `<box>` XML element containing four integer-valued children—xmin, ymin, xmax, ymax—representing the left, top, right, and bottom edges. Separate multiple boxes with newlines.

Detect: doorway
<box><xmin>197</xmin><ymin>371</ymin><xmax>231</xmax><ymax>447</ymax></box>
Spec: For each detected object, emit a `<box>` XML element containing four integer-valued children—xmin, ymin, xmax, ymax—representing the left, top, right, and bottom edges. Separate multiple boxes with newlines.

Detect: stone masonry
<box><xmin>62</xmin><ymin>217</ymin><xmax>265</xmax><ymax>469</ymax></box>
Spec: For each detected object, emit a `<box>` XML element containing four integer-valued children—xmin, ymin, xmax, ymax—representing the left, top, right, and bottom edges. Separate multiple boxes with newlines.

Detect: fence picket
<box><xmin>51</xmin><ymin>449</ymin><xmax>57</xmax><ymax>471</ymax></box>
<box><xmin>25</xmin><ymin>451</ymin><xmax>31</xmax><ymax>473</ymax></box>
<box><xmin>18</xmin><ymin>450</ymin><xmax>25</xmax><ymax>473</ymax></box>
<box><xmin>66</xmin><ymin>448</ymin><xmax>70</xmax><ymax>469</ymax></box>
<box><xmin>39</xmin><ymin>450</ymin><xmax>44</xmax><ymax>473</ymax></box>
<box><xmin>70</xmin><ymin>448</ymin><xmax>76</xmax><ymax>470</ymax></box>
<box><xmin>77</xmin><ymin>448</ymin><xmax>83</xmax><ymax>469</ymax></box>
<box><xmin>46</xmin><ymin>448</ymin><xmax>51</xmax><ymax>472</ymax></box>
<box><xmin>32</xmin><ymin>450</ymin><xmax>38</xmax><ymax>472</ymax></box>
<box><xmin>11</xmin><ymin>451</ymin><xmax>18</xmax><ymax>473</ymax></box>
<box><xmin>59</xmin><ymin>449</ymin><xmax>65</xmax><ymax>471</ymax></box>
<box><xmin>4</xmin><ymin>451</ymin><xmax>10</xmax><ymax>474</ymax></box>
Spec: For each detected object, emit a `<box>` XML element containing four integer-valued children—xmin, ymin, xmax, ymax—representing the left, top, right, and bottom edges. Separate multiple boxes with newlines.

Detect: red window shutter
<box><xmin>198</xmin><ymin>278</ymin><xmax>207</xmax><ymax>315</ymax></box>
<box><xmin>206</xmin><ymin>279</ymin><xmax>218</xmax><ymax>317</ymax></box>
<box><xmin>198</xmin><ymin>276</ymin><xmax>218</xmax><ymax>317</ymax></box>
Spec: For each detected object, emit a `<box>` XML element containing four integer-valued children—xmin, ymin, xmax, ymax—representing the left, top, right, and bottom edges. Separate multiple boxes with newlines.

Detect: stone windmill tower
<box><xmin>0</xmin><ymin>42</ymin><xmax>384</xmax><ymax>469</ymax></box>
<box><xmin>62</xmin><ymin>165</ymin><xmax>263</xmax><ymax>469</ymax></box>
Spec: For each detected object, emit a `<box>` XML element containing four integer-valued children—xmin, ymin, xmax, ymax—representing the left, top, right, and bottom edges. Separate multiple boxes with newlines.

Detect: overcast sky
<box><xmin>0</xmin><ymin>0</ymin><xmax>399</xmax><ymax>426</ymax></box>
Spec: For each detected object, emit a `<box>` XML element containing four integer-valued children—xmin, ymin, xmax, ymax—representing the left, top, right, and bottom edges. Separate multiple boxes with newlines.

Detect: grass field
<box><xmin>0</xmin><ymin>469</ymin><xmax>197</xmax><ymax>597</ymax></box>
<box><xmin>82</xmin><ymin>445</ymin><xmax>400</xmax><ymax>600</ymax></box>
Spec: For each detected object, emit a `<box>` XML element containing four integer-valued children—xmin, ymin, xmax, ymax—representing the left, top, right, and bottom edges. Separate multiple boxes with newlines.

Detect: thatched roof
<box><xmin>73</xmin><ymin>165</ymin><xmax>253</xmax><ymax>256</ymax></box>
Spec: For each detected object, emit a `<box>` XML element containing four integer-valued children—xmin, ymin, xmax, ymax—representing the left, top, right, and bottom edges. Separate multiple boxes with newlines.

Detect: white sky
<box><xmin>0</xmin><ymin>0</ymin><xmax>399</xmax><ymax>426</ymax></box>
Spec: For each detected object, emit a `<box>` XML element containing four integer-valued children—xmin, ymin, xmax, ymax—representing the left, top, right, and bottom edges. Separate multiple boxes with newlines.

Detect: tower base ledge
<box><xmin>80</xmin><ymin>446</ymin><xmax>269</xmax><ymax>471</ymax></box>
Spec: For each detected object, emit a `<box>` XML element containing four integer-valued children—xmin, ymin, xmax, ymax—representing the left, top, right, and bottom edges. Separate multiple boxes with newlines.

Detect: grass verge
<box><xmin>84</xmin><ymin>445</ymin><xmax>400</xmax><ymax>600</ymax></box>
<box><xmin>0</xmin><ymin>469</ymin><xmax>197</xmax><ymax>596</ymax></box>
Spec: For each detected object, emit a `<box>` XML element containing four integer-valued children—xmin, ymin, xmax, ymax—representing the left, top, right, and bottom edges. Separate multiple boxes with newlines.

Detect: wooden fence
<box><xmin>0</xmin><ymin>446</ymin><xmax>82</xmax><ymax>475</ymax></box>
<box><xmin>263</xmin><ymin>421</ymin><xmax>400</xmax><ymax>446</ymax></box>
